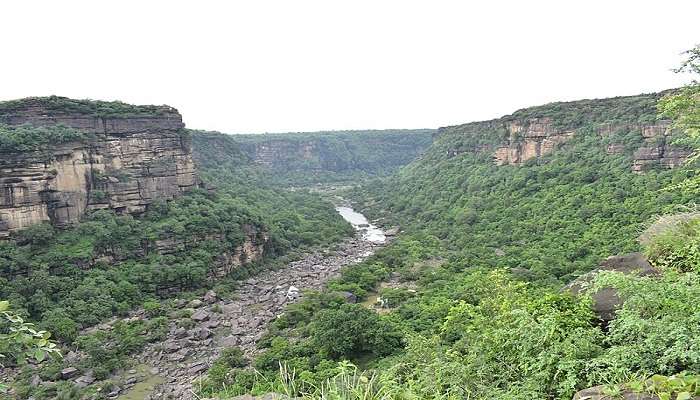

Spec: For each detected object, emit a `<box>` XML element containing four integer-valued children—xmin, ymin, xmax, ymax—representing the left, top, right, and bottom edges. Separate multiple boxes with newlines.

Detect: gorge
<box><xmin>2</xmin><ymin>87</ymin><xmax>700</xmax><ymax>400</ymax></box>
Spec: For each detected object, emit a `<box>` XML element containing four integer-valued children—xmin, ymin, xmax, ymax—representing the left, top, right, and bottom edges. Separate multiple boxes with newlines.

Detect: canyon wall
<box><xmin>0</xmin><ymin>97</ymin><xmax>198</xmax><ymax>238</ymax></box>
<box><xmin>437</xmin><ymin>92</ymin><xmax>691</xmax><ymax>172</ymax></box>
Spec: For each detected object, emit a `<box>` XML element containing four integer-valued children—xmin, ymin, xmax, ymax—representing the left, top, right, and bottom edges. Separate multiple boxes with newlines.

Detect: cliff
<box><xmin>438</xmin><ymin>91</ymin><xmax>692</xmax><ymax>171</ymax></box>
<box><xmin>0</xmin><ymin>97</ymin><xmax>198</xmax><ymax>238</ymax></box>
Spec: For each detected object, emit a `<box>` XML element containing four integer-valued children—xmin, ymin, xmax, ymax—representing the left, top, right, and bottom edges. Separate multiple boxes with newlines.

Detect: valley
<box><xmin>2</xmin><ymin>78</ymin><xmax>700</xmax><ymax>400</ymax></box>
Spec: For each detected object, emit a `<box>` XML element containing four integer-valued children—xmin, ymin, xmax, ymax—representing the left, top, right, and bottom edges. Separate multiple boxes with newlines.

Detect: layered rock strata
<box><xmin>0</xmin><ymin>98</ymin><xmax>197</xmax><ymax>238</ymax></box>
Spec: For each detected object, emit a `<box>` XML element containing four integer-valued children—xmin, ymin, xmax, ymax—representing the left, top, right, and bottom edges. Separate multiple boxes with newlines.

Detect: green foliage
<box><xmin>0</xmin><ymin>300</ymin><xmax>61</xmax><ymax>396</ymax></box>
<box><xmin>0</xmin><ymin>96</ymin><xmax>172</xmax><ymax>118</ymax></box>
<box><xmin>357</xmin><ymin>108</ymin><xmax>693</xmax><ymax>283</ymax></box>
<box><xmin>310</xmin><ymin>304</ymin><xmax>402</xmax><ymax>359</ymax></box>
<box><xmin>0</xmin><ymin>123</ymin><xmax>86</xmax><ymax>152</ymax></box>
<box><xmin>628</xmin><ymin>373</ymin><xmax>700</xmax><ymax>400</ymax></box>
<box><xmin>646</xmin><ymin>217</ymin><xmax>700</xmax><ymax>272</ymax></box>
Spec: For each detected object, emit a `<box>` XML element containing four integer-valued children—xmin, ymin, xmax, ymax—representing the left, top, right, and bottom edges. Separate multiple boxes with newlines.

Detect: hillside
<box><xmin>192</xmin><ymin>129</ymin><xmax>434</xmax><ymax>185</ymax></box>
<box><xmin>357</xmin><ymin>91</ymin><xmax>695</xmax><ymax>281</ymax></box>
<box><xmin>224</xmin><ymin>90</ymin><xmax>700</xmax><ymax>400</ymax></box>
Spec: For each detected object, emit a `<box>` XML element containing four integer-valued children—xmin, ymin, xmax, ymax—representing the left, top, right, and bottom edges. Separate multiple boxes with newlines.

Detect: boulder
<box><xmin>189</xmin><ymin>299</ymin><xmax>204</xmax><ymax>308</ymax></box>
<box><xmin>566</xmin><ymin>253</ymin><xmax>659</xmax><ymax>324</ymax></box>
<box><xmin>191</xmin><ymin>309</ymin><xmax>210</xmax><ymax>322</ymax></box>
<box><xmin>60</xmin><ymin>367</ymin><xmax>79</xmax><ymax>380</ymax></box>
<box><xmin>339</xmin><ymin>291</ymin><xmax>358</xmax><ymax>303</ymax></box>
<box><xmin>384</xmin><ymin>227</ymin><xmax>400</xmax><ymax>237</ymax></box>
<box><xmin>203</xmin><ymin>290</ymin><xmax>218</xmax><ymax>304</ymax></box>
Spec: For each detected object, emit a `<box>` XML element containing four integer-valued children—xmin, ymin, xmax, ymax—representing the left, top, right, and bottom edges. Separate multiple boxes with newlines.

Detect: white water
<box><xmin>336</xmin><ymin>206</ymin><xmax>386</xmax><ymax>243</ymax></box>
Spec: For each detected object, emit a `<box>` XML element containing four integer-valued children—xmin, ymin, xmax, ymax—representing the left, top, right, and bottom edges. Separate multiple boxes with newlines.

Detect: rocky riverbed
<box><xmin>123</xmin><ymin>221</ymin><xmax>391</xmax><ymax>399</ymax></box>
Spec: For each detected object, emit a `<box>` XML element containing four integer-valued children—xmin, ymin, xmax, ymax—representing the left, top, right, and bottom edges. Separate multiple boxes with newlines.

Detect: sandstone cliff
<box><xmin>0</xmin><ymin>97</ymin><xmax>198</xmax><ymax>238</ymax></box>
<box><xmin>437</xmin><ymin>92</ymin><xmax>692</xmax><ymax>171</ymax></box>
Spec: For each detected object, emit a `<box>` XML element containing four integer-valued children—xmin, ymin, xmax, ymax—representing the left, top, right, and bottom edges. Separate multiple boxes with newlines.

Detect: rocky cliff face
<box><xmin>0</xmin><ymin>98</ymin><xmax>198</xmax><ymax>238</ymax></box>
<box><xmin>493</xmin><ymin>117</ymin><xmax>575</xmax><ymax>166</ymax></box>
<box><xmin>597</xmin><ymin>121</ymin><xmax>693</xmax><ymax>172</ymax></box>
<box><xmin>438</xmin><ymin>92</ymin><xmax>691</xmax><ymax>172</ymax></box>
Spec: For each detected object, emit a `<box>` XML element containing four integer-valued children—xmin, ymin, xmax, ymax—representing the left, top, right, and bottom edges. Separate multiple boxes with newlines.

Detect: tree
<box><xmin>0</xmin><ymin>300</ymin><xmax>61</xmax><ymax>392</ymax></box>
<box><xmin>658</xmin><ymin>45</ymin><xmax>700</xmax><ymax>192</ymax></box>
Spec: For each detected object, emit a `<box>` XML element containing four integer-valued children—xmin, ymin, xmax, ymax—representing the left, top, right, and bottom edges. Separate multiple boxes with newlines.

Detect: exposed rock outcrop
<box><xmin>0</xmin><ymin>97</ymin><xmax>198</xmax><ymax>238</ymax></box>
<box><xmin>597</xmin><ymin>121</ymin><xmax>692</xmax><ymax>172</ymax></box>
<box><xmin>494</xmin><ymin>117</ymin><xmax>574</xmax><ymax>166</ymax></box>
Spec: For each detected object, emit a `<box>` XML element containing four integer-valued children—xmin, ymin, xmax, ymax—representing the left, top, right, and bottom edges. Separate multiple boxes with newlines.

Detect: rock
<box><xmin>189</xmin><ymin>299</ymin><xmax>204</xmax><ymax>308</ymax></box>
<box><xmin>572</xmin><ymin>385</ymin><xmax>681</xmax><ymax>400</ymax></box>
<box><xmin>60</xmin><ymin>367</ymin><xmax>79</xmax><ymax>380</ymax></box>
<box><xmin>191</xmin><ymin>309</ymin><xmax>210</xmax><ymax>322</ymax></box>
<box><xmin>188</xmin><ymin>362</ymin><xmax>208</xmax><ymax>375</ymax></box>
<box><xmin>384</xmin><ymin>227</ymin><xmax>400</xmax><ymax>237</ymax></box>
<box><xmin>339</xmin><ymin>291</ymin><xmax>357</xmax><ymax>303</ymax></box>
<box><xmin>0</xmin><ymin>98</ymin><xmax>197</xmax><ymax>239</ymax></box>
<box><xmin>173</xmin><ymin>327</ymin><xmax>188</xmax><ymax>339</ymax></box>
<box><xmin>164</xmin><ymin>342</ymin><xmax>181</xmax><ymax>353</ymax></box>
<box><xmin>203</xmin><ymin>290</ymin><xmax>218</xmax><ymax>304</ymax></box>
<box><xmin>286</xmin><ymin>286</ymin><xmax>300</xmax><ymax>300</ymax></box>
<box><xmin>566</xmin><ymin>252</ymin><xmax>660</xmax><ymax>323</ymax></box>
<box><xmin>75</xmin><ymin>373</ymin><xmax>95</xmax><ymax>388</ymax></box>
<box><xmin>30</xmin><ymin>375</ymin><xmax>41</xmax><ymax>387</ymax></box>
<box><xmin>191</xmin><ymin>327</ymin><xmax>212</xmax><ymax>340</ymax></box>
<box><xmin>107</xmin><ymin>385</ymin><xmax>121</xmax><ymax>397</ymax></box>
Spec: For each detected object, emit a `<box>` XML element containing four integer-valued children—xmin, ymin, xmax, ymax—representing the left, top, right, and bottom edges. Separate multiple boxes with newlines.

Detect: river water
<box><xmin>335</xmin><ymin>206</ymin><xmax>386</xmax><ymax>243</ymax></box>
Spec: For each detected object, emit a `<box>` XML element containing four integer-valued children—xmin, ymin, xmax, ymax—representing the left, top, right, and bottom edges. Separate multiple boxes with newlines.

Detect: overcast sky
<box><xmin>1</xmin><ymin>1</ymin><xmax>698</xmax><ymax>133</ymax></box>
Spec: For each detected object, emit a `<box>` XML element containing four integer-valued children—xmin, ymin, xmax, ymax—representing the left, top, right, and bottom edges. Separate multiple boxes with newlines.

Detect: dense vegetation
<box><xmin>0</xmin><ymin>123</ymin><xmax>87</xmax><ymax>152</ymax></box>
<box><xmin>0</xmin><ymin>96</ymin><xmax>173</xmax><ymax>119</ymax></box>
<box><xmin>197</xmin><ymin>129</ymin><xmax>435</xmax><ymax>185</ymax></box>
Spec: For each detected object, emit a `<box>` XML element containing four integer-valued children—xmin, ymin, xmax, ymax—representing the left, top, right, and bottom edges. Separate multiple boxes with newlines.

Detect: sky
<box><xmin>1</xmin><ymin>1</ymin><xmax>698</xmax><ymax>134</ymax></box>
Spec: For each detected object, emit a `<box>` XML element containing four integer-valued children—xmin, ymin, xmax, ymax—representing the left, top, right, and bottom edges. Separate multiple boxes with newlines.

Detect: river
<box><xmin>335</xmin><ymin>206</ymin><xmax>386</xmax><ymax>243</ymax></box>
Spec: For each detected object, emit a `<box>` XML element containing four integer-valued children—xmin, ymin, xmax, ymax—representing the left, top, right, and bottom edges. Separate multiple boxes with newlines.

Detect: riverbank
<box><xmin>120</xmin><ymin>208</ymin><xmax>390</xmax><ymax>399</ymax></box>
